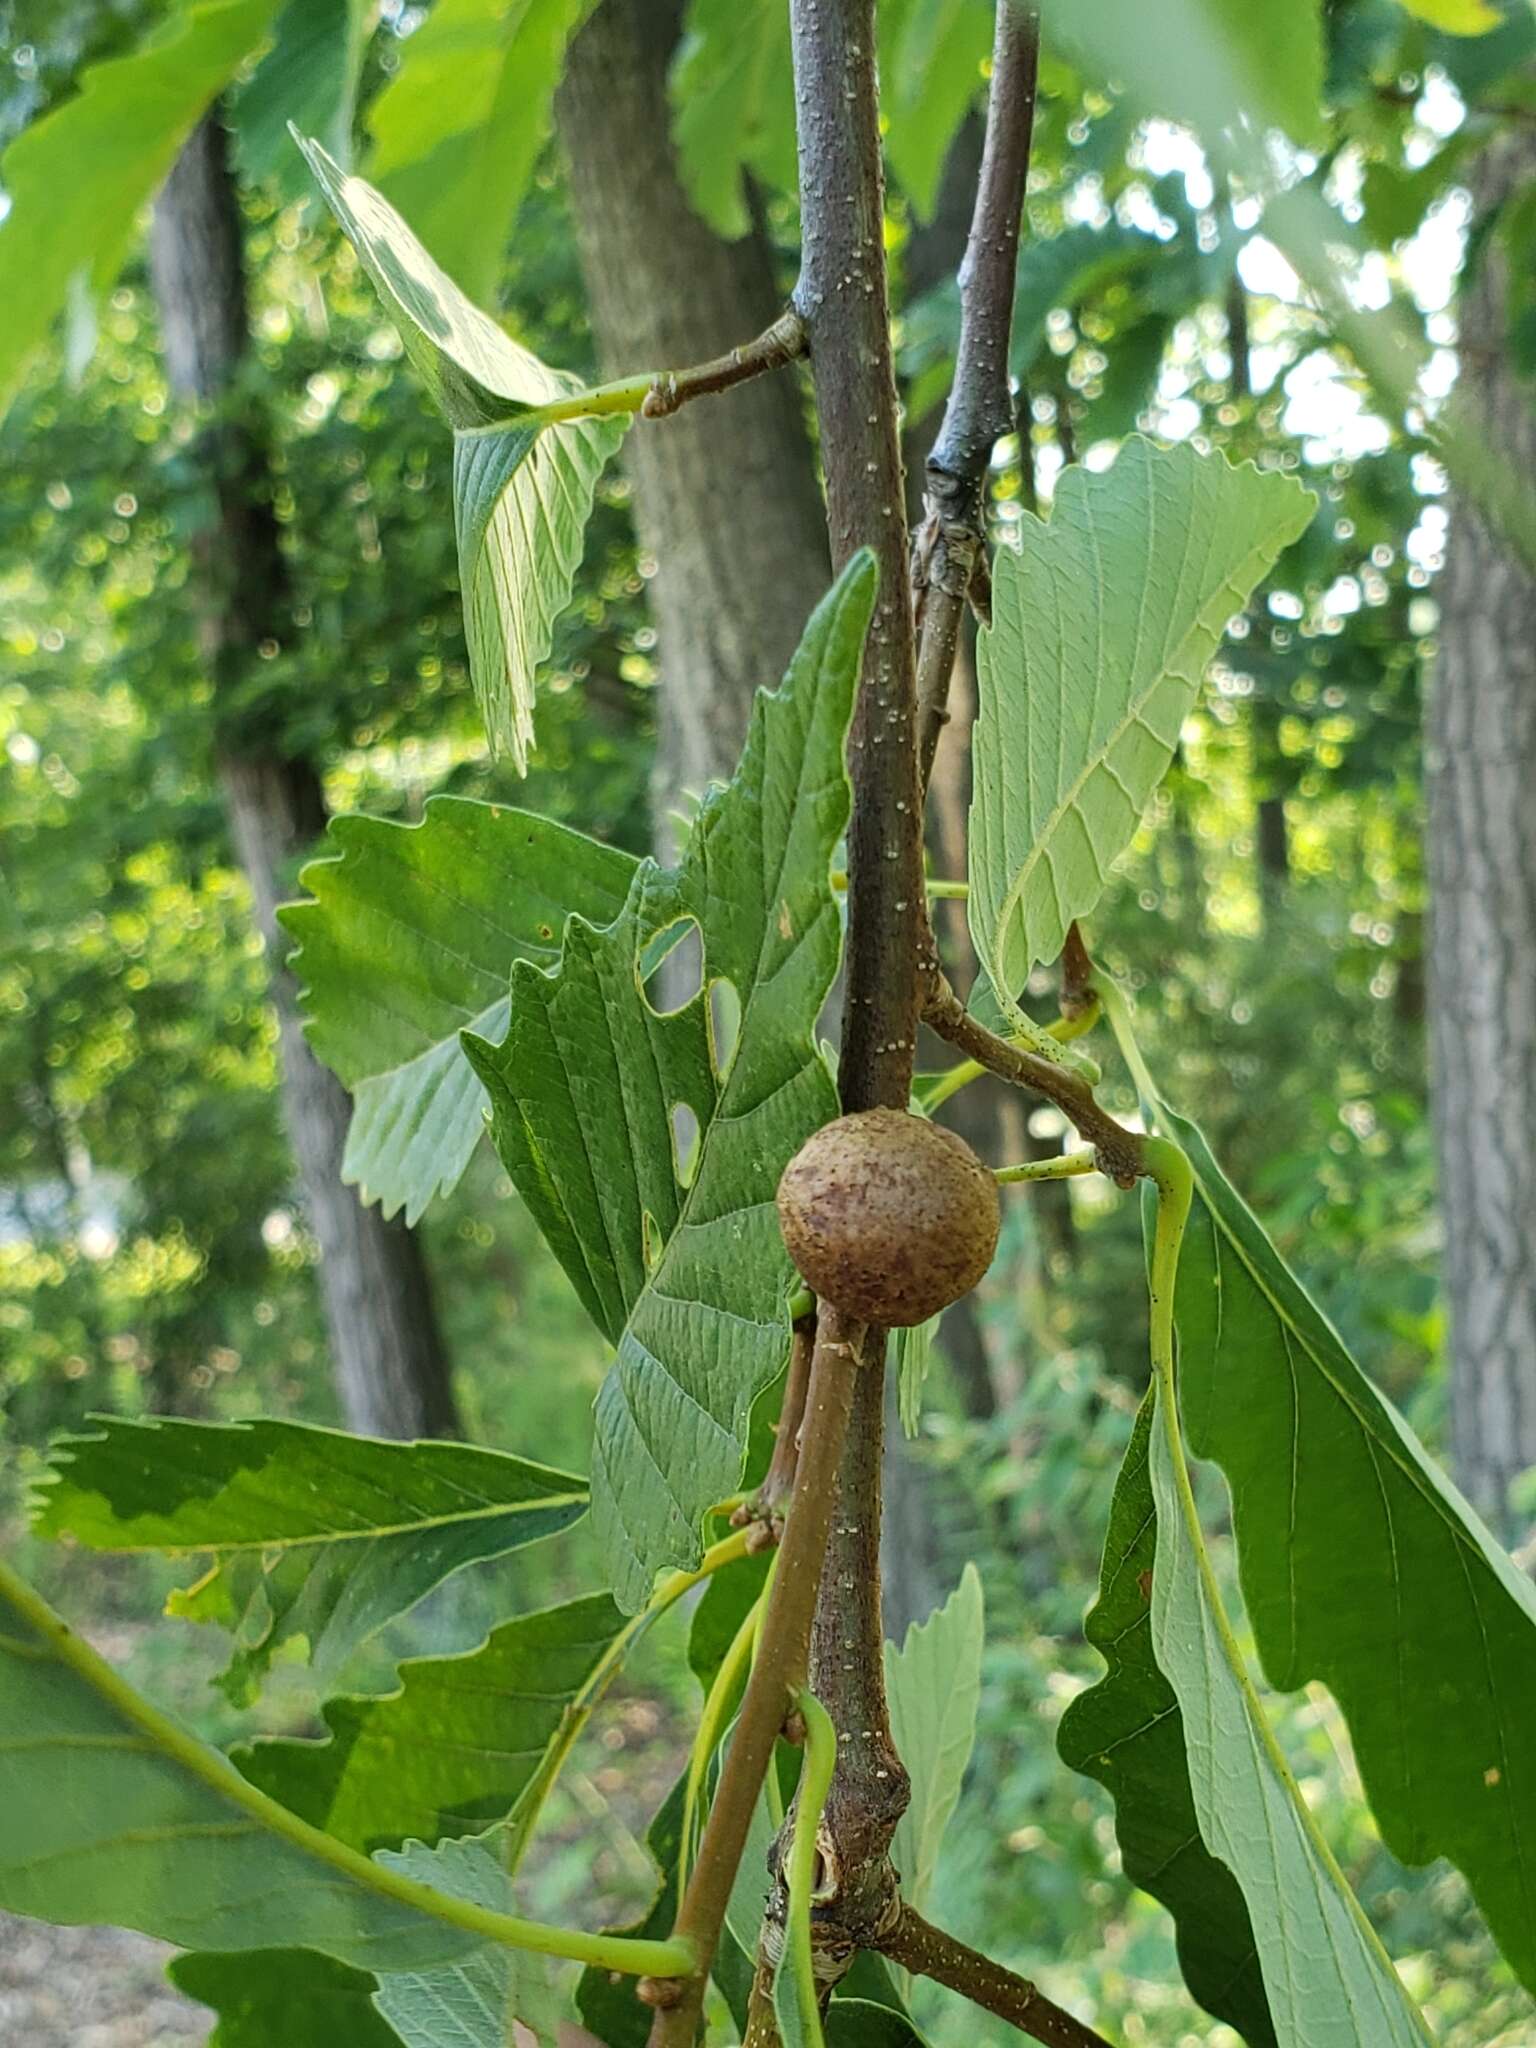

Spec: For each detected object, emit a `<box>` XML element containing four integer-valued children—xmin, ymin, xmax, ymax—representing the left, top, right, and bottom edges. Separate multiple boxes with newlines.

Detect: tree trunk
<box><xmin>554</xmin><ymin>0</ymin><xmax>830</xmax><ymax>855</ymax></box>
<box><xmin>1428</xmin><ymin>127</ymin><xmax>1536</xmax><ymax>1526</ymax></box>
<box><xmin>149</xmin><ymin>114</ymin><xmax>460</xmax><ymax>1440</ymax></box>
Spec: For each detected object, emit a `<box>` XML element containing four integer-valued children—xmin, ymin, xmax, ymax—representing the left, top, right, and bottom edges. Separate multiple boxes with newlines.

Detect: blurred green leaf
<box><xmin>230</xmin><ymin>0</ymin><xmax>366</xmax><ymax>200</ymax></box>
<box><xmin>466</xmin><ymin>559</ymin><xmax>873</xmax><ymax>1610</ymax></box>
<box><xmin>1394</xmin><ymin>0</ymin><xmax>1500</xmax><ymax>32</ymax></box>
<box><xmin>881</xmin><ymin>0</ymin><xmax>991</xmax><ymax>219</ymax></box>
<box><xmin>236</xmin><ymin>1592</ymin><xmax>621</xmax><ymax>1854</ymax></box>
<box><xmin>367</xmin><ymin>0</ymin><xmax>594</xmax><ymax>302</ymax></box>
<box><xmin>35</xmin><ymin>1416</ymin><xmax>586</xmax><ymax>1702</ymax></box>
<box><xmin>1041</xmin><ymin>0</ymin><xmax>1326</xmax><ymax>156</ymax></box>
<box><xmin>885</xmin><ymin>1563</ymin><xmax>984</xmax><ymax>1913</ymax></box>
<box><xmin>0</xmin><ymin>0</ymin><xmax>280</xmax><ymax>415</ymax></box>
<box><xmin>281</xmin><ymin>798</ymin><xmax>636</xmax><ymax>1224</ymax></box>
<box><xmin>669</xmin><ymin>0</ymin><xmax>798</xmax><ymax>238</ymax></box>
<box><xmin>969</xmin><ymin>439</ymin><xmax>1313</xmax><ymax>991</ymax></box>
<box><xmin>297</xmin><ymin>137</ymin><xmax>626</xmax><ymax>766</ymax></box>
<box><xmin>1059</xmin><ymin>1398</ymin><xmax>1274</xmax><ymax>2043</ymax></box>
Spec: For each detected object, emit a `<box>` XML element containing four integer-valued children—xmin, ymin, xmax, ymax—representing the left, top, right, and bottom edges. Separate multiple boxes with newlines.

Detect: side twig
<box><xmin>536</xmin><ymin>309</ymin><xmax>808</xmax><ymax>425</ymax></box>
<box><xmin>913</xmin><ymin>2</ymin><xmax>1041</xmax><ymax>788</ymax></box>
<box><xmin>643</xmin><ymin>308</ymin><xmax>809</xmax><ymax>417</ymax></box>
<box><xmin>923</xmin><ymin>971</ymin><xmax>1144</xmax><ymax>1186</ymax></box>
<box><xmin>879</xmin><ymin>1905</ymin><xmax>1116</xmax><ymax>2048</ymax></box>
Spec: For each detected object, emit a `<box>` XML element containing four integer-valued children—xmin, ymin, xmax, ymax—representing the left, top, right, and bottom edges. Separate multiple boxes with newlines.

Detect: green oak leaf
<box><xmin>0</xmin><ymin>1561</ymin><xmax>487</xmax><ymax>1971</ymax></box>
<box><xmin>280</xmin><ymin>799</ymin><xmax>637</xmax><ymax>1223</ymax></box>
<box><xmin>1144</xmin><ymin>1377</ymin><xmax>1433</xmax><ymax>2044</ymax></box>
<box><xmin>368</xmin><ymin>0</ymin><xmax>596</xmax><ymax>301</ymax></box>
<box><xmin>1058</xmin><ymin>1398</ymin><xmax>1274</xmax><ymax>2043</ymax></box>
<box><xmin>236</xmin><ymin>1592</ymin><xmax>622</xmax><ymax>1855</ymax></box>
<box><xmin>169</xmin><ymin>1949</ymin><xmax>399</xmax><ymax>2048</ymax></box>
<box><xmin>885</xmin><ymin>1564</ymin><xmax>984</xmax><ymax>1914</ymax></box>
<box><xmin>33</xmin><ymin>1416</ymin><xmax>586</xmax><ymax>1704</ymax></box>
<box><xmin>968</xmin><ymin>438</ymin><xmax>1313</xmax><ymax>995</ymax></box>
<box><xmin>0</xmin><ymin>0</ymin><xmax>281</xmax><ymax>416</ymax></box>
<box><xmin>1147</xmin><ymin>1090</ymin><xmax>1536</xmax><ymax>2000</ymax></box>
<box><xmin>669</xmin><ymin>0</ymin><xmax>799</xmax><ymax>239</ymax></box>
<box><xmin>296</xmin><ymin>137</ymin><xmax>626</xmax><ymax>767</ymax></box>
<box><xmin>464</xmin><ymin>557</ymin><xmax>874</xmax><ymax>1610</ymax></box>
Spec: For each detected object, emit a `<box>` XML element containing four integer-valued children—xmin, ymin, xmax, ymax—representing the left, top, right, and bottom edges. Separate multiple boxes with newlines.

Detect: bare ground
<box><xmin>0</xmin><ymin>1917</ymin><xmax>209</xmax><ymax>2047</ymax></box>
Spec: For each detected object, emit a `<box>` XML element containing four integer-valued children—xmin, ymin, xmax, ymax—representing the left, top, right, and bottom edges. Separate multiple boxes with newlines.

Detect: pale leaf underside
<box><xmin>969</xmin><ymin>437</ymin><xmax>1313</xmax><ymax>995</ymax></box>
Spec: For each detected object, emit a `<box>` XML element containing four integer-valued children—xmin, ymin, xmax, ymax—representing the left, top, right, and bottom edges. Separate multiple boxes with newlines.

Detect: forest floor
<box><xmin>0</xmin><ymin>1917</ymin><xmax>207</xmax><ymax>2046</ymax></box>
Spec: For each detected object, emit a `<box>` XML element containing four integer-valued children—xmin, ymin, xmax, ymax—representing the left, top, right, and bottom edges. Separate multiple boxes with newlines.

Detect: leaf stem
<box><xmin>779</xmin><ymin>1688</ymin><xmax>837</xmax><ymax>2048</ymax></box>
<box><xmin>0</xmin><ymin>1558</ymin><xmax>695</xmax><ymax>1979</ymax></box>
<box><xmin>531</xmin><ymin>310</ymin><xmax>808</xmax><ymax>426</ymax></box>
<box><xmin>680</xmin><ymin>1578</ymin><xmax>772</xmax><ymax>1897</ymax></box>
<box><xmin>876</xmin><ymin>1905</ymin><xmax>1114</xmax><ymax>2048</ymax></box>
<box><xmin>995</xmin><ymin>1152</ymin><xmax>1098</xmax><ymax>1186</ymax></box>
<box><xmin>505</xmin><ymin>1525</ymin><xmax>755</xmax><ymax>1874</ymax></box>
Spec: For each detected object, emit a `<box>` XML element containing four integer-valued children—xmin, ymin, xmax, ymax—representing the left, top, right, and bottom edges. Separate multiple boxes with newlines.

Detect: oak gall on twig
<box><xmin>776</xmin><ymin>1108</ymin><xmax>999</xmax><ymax>1327</ymax></box>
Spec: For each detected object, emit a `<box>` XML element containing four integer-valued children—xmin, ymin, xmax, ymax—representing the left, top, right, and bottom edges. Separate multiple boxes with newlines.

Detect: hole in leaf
<box><xmin>708</xmin><ymin>977</ymin><xmax>742</xmax><ymax>1078</ymax></box>
<box><xmin>642</xmin><ymin>1208</ymin><xmax>664</xmax><ymax>1274</ymax></box>
<box><xmin>641</xmin><ymin>917</ymin><xmax>703</xmax><ymax>1015</ymax></box>
<box><xmin>670</xmin><ymin>1102</ymin><xmax>701</xmax><ymax>1187</ymax></box>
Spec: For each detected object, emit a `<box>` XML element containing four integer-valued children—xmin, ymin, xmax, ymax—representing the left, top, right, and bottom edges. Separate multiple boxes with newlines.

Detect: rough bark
<box><xmin>1428</xmin><ymin>126</ymin><xmax>1536</xmax><ymax>1525</ymax></box>
<box><xmin>554</xmin><ymin>0</ymin><xmax>830</xmax><ymax>858</ymax></box>
<box><xmin>149</xmin><ymin>114</ymin><xmax>460</xmax><ymax>1440</ymax></box>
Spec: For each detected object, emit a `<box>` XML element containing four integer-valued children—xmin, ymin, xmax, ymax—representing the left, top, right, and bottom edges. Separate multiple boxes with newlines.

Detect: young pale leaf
<box><xmin>884</xmin><ymin>1565</ymin><xmax>984</xmax><ymax>1914</ymax></box>
<box><xmin>1058</xmin><ymin>1400</ymin><xmax>1273</xmax><ymax>2044</ymax></box>
<box><xmin>280</xmin><ymin>800</ymin><xmax>637</xmax><ymax>1223</ymax></box>
<box><xmin>0</xmin><ymin>0</ymin><xmax>280</xmax><ymax>416</ymax></box>
<box><xmin>894</xmin><ymin>1314</ymin><xmax>939</xmax><ymax>1439</ymax></box>
<box><xmin>373</xmin><ymin>1839</ymin><xmax>571</xmax><ymax>2048</ymax></box>
<box><xmin>296</xmin><ymin>138</ymin><xmax>626</xmax><ymax>766</ymax></box>
<box><xmin>464</xmin><ymin>558</ymin><xmax>874</xmax><ymax>1610</ymax></box>
<box><xmin>1151</xmin><ymin>1097</ymin><xmax>1536</xmax><ymax>1999</ymax></box>
<box><xmin>34</xmin><ymin>1417</ymin><xmax>586</xmax><ymax>1704</ymax></box>
<box><xmin>0</xmin><ymin>1560</ymin><xmax>485</xmax><ymax>1971</ymax></box>
<box><xmin>169</xmin><ymin>1949</ymin><xmax>399</xmax><ymax>2048</ymax></box>
<box><xmin>236</xmin><ymin>1593</ymin><xmax>622</xmax><ymax>1854</ymax></box>
<box><xmin>1144</xmin><ymin>1384</ymin><xmax>1433</xmax><ymax>2045</ymax></box>
<box><xmin>367</xmin><ymin>0</ymin><xmax>595</xmax><ymax>302</ymax></box>
<box><xmin>969</xmin><ymin>440</ymin><xmax>1312</xmax><ymax>995</ymax></box>
<box><xmin>231</xmin><ymin>0</ymin><xmax>366</xmax><ymax>202</ymax></box>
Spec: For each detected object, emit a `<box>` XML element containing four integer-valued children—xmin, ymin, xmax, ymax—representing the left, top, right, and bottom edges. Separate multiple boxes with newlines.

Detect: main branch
<box><xmin>789</xmin><ymin>0</ymin><xmax>926</xmax><ymax>1965</ymax></box>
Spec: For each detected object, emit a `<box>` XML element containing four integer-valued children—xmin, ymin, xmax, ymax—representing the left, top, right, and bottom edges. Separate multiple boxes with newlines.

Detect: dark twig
<box><xmin>923</xmin><ymin>971</ymin><xmax>1144</xmax><ymax>1187</ymax></box>
<box><xmin>642</xmin><ymin>308</ymin><xmax>808</xmax><ymax>417</ymax></box>
<box><xmin>879</xmin><ymin>1905</ymin><xmax>1116</xmax><ymax>2048</ymax></box>
<box><xmin>914</xmin><ymin>2</ymin><xmax>1042</xmax><ymax>788</ymax></box>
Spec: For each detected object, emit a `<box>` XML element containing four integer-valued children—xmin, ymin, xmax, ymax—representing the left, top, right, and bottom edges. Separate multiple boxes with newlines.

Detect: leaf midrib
<box><xmin>55</xmin><ymin>1488</ymin><xmax>588</xmax><ymax>1558</ymax></box>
